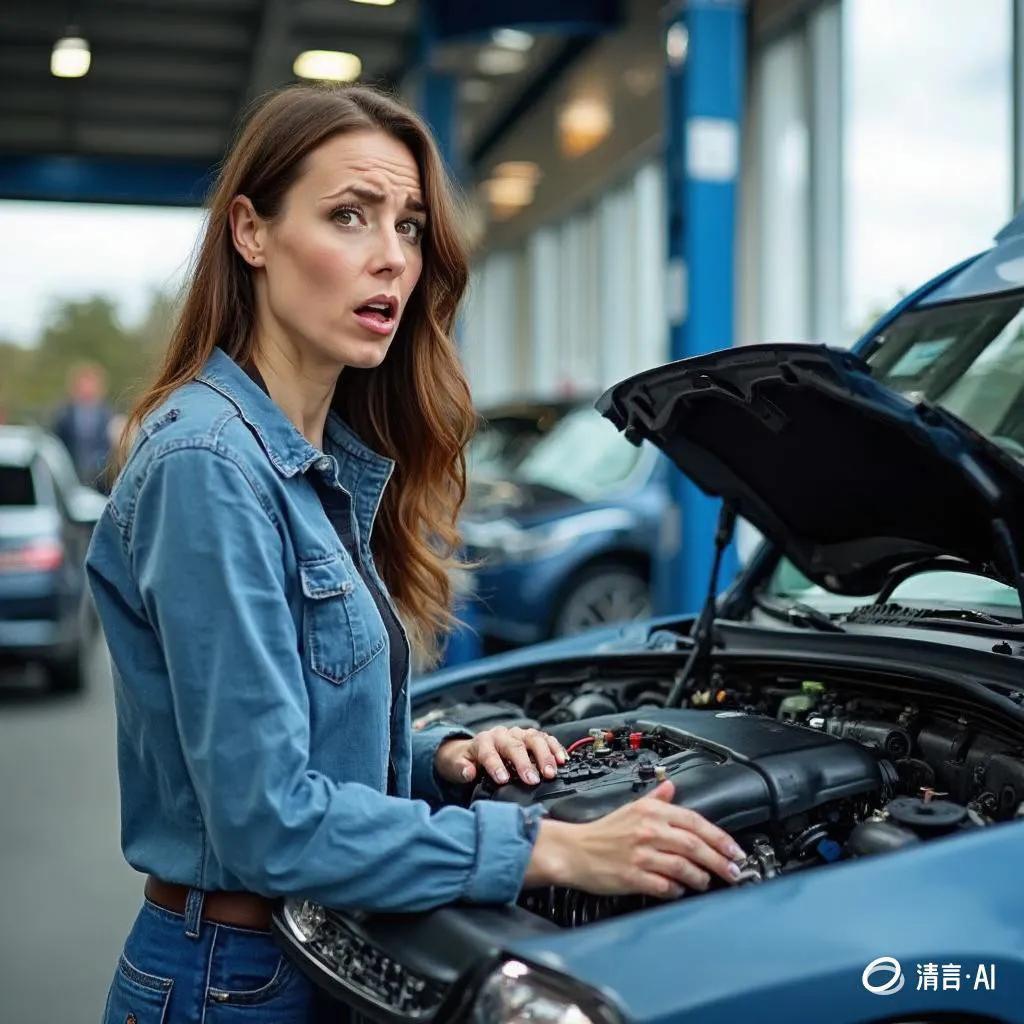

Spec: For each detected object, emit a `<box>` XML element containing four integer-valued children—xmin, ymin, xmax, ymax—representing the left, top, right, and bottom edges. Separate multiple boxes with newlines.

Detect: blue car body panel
<box><xmin>501</xmin><ymin>821</ymin><xmax>1024</xmax><ymax>1022</ymax></box>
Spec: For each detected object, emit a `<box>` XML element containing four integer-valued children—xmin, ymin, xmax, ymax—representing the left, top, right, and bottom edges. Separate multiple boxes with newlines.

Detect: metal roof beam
<box><xmin>244</xmin><ymin>0</ymin><xmax>292</xmax><ymax>104</ymax></box>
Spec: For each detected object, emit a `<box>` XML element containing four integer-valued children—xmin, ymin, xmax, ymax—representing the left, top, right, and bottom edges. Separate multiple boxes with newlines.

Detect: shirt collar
<box><xmin>195</xmin><ymin>347</ymin><xmax>395</xmax><ymax>484</ymax></box>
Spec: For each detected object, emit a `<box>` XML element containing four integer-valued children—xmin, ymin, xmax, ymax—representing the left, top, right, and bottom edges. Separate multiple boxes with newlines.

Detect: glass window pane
<box><xmin>845</xmin><ymin>0</ymin><xmax>1013</xmax><ymax>334</ymax></box>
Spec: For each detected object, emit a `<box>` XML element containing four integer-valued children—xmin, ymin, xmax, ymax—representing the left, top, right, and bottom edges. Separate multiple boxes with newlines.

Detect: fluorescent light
<box><xmin>491</xmin><ymin>28</ymin><xmax>534</xmax><ymax>52</ymax></box>
<box><xmin>477</xmin><ymin>47</ymin><xmax>528</xmax><ymax>75</ymax></box>
<box><xmin>349</xmin><ymin>0</ymin><xmax>396</xmax><ymax>5</ymax></box>
<box><xmin>293</xmin><ymin>50</ymin><xmax>362</xmax><ymax>82</ymax></box>
<box><xmin>51</xmin><ymin>36</ymin><xmax>91</xmax><ymax>79</ymax></box>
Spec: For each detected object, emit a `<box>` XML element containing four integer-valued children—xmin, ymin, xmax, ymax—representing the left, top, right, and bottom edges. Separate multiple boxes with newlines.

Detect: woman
<box><xmin>86</xmin><ymin>84</ymin><xmax>744</xmax><ymax>1024</ymax></box>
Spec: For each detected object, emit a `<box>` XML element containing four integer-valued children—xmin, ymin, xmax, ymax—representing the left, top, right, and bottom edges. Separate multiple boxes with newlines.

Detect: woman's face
<box><xmin>237</xmin><ymin>129</ymin><xmax>427</xmax><ymax>371</ymax></box>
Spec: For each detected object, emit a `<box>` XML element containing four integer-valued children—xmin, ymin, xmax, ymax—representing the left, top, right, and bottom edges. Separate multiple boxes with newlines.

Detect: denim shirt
<box><xmin>85</xmin><ymin>347</ymin><xmax>538</xmax><ymax>911</ymax></box>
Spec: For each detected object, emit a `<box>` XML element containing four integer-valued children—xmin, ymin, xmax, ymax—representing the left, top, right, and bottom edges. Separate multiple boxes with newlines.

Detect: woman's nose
<box><xmin>371</xmin><ymin>227</ymin><xmax>407</xmax><ymax>278</ymax></box>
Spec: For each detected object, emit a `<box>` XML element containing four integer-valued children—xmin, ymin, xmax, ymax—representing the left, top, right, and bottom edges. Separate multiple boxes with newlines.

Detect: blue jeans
<box><xmin>102</xmin><ymin>889</ymin><xmax>345</xmax><ymax>1023</ymax></box>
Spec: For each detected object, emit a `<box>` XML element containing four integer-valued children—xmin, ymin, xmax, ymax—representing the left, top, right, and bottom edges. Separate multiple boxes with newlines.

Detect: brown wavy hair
<box><xmin>114</xmin><ymin>84</ymin><xmax>474</xmax><ymax>666</ymax></box>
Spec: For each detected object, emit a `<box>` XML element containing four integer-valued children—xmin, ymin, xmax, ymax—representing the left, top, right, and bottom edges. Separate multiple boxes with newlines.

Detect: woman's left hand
<box><xmin>435</xmin><ymin>726</ymin><xmax>569</xmax><ymax>787</ymax></box>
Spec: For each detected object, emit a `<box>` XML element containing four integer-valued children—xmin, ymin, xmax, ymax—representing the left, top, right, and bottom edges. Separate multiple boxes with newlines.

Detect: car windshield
<box><xmin>766</xmin><ymin>289</ymin><xmax>1024</xmax><ymax>616</ymax></box>
<box><xmin>513</xmin><ymin>406</ymin><xmax>645</xmax><ymax>502</ymax></box>
<box><xmin>468</xmin><ymin>415</ymin><xmax>553</xmax><ymax>480</ymax></box>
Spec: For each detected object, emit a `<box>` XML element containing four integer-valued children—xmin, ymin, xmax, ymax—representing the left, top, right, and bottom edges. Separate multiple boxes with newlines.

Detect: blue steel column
<box><xmin>416</xmin><ymin>0</ymin><xmax>462</xmax><ymax>183</ymax></box>
<box><xmin>420</xmin><ymin>71</ymin><xmax>462</xmax><ymax>183</ymax></box>
<box><xmin>658</xmin><ymin>0</ymin><xmax>746</xmax><ymax>616</ymax></box>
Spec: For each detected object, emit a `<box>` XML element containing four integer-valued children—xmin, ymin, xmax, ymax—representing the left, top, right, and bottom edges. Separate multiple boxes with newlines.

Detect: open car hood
<box><xmin>597</xmin><ymin>344</ymin><xmax>1024</xmax><ymax>597</ymax></box>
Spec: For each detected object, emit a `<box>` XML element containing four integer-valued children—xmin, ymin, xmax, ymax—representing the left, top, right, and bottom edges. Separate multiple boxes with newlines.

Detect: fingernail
<box><xmin>543</xmin><ymin>764</ymin><xmax>556</xmax><ymax>778</ymax></box>
<box><xmin>728</xmin><ymin>862</ymin><xmax>742</xmax><ymax>880</ymax></box>
<box><xmin>461</xmin><ymin>766</ymin><xmax>473</xmax><ymax>781</ymax></box>
<box><xmin>729</xmin><ymin>844</ymin><xmax>745</xmax><ymax>862</ymax></box>
<box><xmin>496</xmin><ymin>769</ymin><xmax>509</xmax><ymax>783</ymax></box>
<box><xmin>526</xmin><ymin>771</ymin><xmax>540</xmax><ymax>785</ymax></box>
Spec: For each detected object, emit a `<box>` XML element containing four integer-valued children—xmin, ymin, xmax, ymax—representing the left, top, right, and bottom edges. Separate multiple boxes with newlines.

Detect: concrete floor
<box><xmin>0</xmin><ymin>633</ymin><xmax>141</xmax><ymax>1023</ymax></box>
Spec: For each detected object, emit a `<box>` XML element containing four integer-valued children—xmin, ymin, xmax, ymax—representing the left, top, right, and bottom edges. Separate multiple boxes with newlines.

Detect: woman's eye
<box><xmin>398</xmin><ymin>219</ymin><xmax>425</xmax><ymax>243</ymax></box>
<box><xmin>332</xmin><ymin>206</ymin><xmax>362</xmax><ymax>226</ymax></box>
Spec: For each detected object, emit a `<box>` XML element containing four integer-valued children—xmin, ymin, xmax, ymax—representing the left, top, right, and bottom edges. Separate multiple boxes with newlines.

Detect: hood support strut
<box><xmin>991</xmin><ymin>517</ymin><xmax>1024</xmax><ymax>620</ymax></box>
<box><xmin>666</xmin><ymin>502</ymin><xmax>737</xmax><ymax>707</ymax></box>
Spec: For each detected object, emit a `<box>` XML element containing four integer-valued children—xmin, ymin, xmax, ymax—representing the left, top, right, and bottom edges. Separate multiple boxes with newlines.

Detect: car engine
<box><xmin>419</xmin><ymin>671</ymin><xmax>1024</xmax><ymax>928</ymax></box>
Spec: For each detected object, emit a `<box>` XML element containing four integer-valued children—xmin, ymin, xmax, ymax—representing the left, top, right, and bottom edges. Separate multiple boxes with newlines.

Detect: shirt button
<box><xmin>315</xmin><ymin>456</ymin><xmax>332</xmax><ymax>471</ymax></box>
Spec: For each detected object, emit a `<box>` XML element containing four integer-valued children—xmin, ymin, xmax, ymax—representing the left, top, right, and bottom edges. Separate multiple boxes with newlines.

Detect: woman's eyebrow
<box><xmin>324</xmin><ymin>184</ymin><xmax>426</xmax><ymax>214</ymax></box>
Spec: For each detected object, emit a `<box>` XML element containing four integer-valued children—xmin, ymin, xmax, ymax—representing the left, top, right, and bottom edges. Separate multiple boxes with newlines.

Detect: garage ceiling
<box><xmin>0</xmin><ymin>0</ymin><xmax>595</xmax><ymax>201</ymax></box>
<box><xmin>0</xmin><ymin>0</ymin><xmax>420</xmax><ymax>163</ymax></box>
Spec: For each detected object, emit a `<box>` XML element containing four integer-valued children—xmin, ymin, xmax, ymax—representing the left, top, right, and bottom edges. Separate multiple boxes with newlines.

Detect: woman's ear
<box><xmin>228</xmin><ymin>195</ymin><xmax>266</xmax><ymax>268</ymax></box>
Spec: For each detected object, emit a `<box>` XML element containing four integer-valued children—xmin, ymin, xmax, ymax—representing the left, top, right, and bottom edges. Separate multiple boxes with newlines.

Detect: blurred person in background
<box><xmin>53</xmin><ymin>361</ymin><xmax>114</xmax><ymax>492</ymax></box>
<box><xmin>85</xmin><ymin>84</ymin><xmax>742</xmax><ymax>1024</ymax></box>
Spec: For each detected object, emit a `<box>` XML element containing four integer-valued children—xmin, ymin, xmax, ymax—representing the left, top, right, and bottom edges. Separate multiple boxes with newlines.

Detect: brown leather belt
<box><xmin>145</xmin><ymin>875</ymin><xmax>274</xmax><ymax>932</ymax></box>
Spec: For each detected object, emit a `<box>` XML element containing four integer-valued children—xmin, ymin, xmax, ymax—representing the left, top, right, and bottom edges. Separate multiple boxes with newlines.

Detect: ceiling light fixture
<box><xmin>557</xmin><ymin>96</ymin><xmax>613</xmax><ymax>157</ymax></box>
<box><xmin>51</xmin><ymin>35</ymin><xmax>91</xmax><ymax>78</ymax></box>
<box><xmin>481</xmin><ymin>162</ymin><xmax>542</xmax><ymax>221</ymax></box>
<box><xmin>293</xmin><ymin>50</ymin><xmax>362</xmax><ymax>82</ymax></box>
<box><xmin>492</xmin><ymin>161</ymin><xmax>542</xmax><ymax>184</ymax></box>
<box><xmin>349</xmin><ymin>0</ymin><xmax>396</xmax><ymax>6</ymax></box>
<box><xmin>491</xmin><ymin>28</ymin><xmax>534</xmax><ymax>52</ymax></box>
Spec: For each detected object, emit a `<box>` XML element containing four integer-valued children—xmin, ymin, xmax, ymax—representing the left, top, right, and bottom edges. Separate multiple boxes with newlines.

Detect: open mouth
<box><xmin>353</xmin><ymin>298</ymin><xmax>397</xmax><ymax>335</ymax></box>
<box><xmin>354</xmin><ymin>299</ymin><xmax>397</xmax><ymax>329</ymax></box>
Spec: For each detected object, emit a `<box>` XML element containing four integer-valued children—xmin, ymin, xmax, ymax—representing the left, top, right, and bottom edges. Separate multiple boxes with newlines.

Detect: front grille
<box><xmin>304</xmin><ymin>913</ymin><xmax>447</xmax><ymax>1019</ymax></box>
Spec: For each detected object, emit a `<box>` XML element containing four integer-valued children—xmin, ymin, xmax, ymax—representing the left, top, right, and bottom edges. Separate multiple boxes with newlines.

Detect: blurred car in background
<box><xmin>468</xmin><ymin>397</ymin><xmax>580</xmax><ymax>481</ymax></box>
<box><xmin>0</xmin><ymin>426</ymin><xmax>106</xmax><ymax>692</ymax></box>
<box><xmin>462</xmin><ymin>402</ymin><xmax>669</xmax><ymax>649</ymax></box>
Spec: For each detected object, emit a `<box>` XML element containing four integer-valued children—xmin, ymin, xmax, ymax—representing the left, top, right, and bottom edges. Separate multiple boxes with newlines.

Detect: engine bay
<box><xmin>415</xmin><ymin>662</ymin><xmax>1024</xmax><ymax>927</ymax></box>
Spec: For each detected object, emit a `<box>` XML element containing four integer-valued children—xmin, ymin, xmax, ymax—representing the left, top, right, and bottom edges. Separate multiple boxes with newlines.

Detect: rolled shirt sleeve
<box><xmin>131</xmin><ymin>444</ymin><xmax>536</xmax><ymax>911</ymax></box>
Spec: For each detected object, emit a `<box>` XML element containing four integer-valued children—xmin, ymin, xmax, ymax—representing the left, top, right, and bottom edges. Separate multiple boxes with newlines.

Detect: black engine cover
<box><xmin>479</xmin><ymin>709</ymin><xmax>884</xmax><ymax>831</ymax></box>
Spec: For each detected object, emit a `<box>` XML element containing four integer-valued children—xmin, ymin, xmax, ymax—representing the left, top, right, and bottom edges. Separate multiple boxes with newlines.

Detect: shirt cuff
<box><xmin>463</xmin><ymin>801</ymin><xmax>549</xmax><ymax>904</ymax></box>
<box><xmin>410</xmin><ymin>723</ymin><xmax>474</xmax><ymax>805</ymax></box>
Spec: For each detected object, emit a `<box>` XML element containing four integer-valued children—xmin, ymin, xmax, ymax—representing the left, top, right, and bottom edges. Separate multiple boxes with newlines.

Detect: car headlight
<box><xmin>495</xmin><ymin>523</ymin><xmax>576</xmax><ymax>563</ymax></box>
<box><xmin>471</xmin><ymin>959</ymin><xmax>621</xmax><ymax>1024</ymax></box>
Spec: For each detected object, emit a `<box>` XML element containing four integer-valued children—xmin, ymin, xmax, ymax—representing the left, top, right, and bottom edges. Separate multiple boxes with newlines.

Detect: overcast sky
<box><xmin>0</xmin><ymin>201</ymin><xmax>205</xmax><ymax>344</ymax></box>
<box><xmin>0</xmin><ymin>0</ymin><xmax>1015</xmax><ymax>347</ymax></box>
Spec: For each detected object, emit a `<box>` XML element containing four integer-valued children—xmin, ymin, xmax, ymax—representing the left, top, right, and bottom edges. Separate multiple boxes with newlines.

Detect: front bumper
<box><xmin>272</xmin><ymin>899</ymin><xmax>558</xmax><ymax>1024</ymax></box>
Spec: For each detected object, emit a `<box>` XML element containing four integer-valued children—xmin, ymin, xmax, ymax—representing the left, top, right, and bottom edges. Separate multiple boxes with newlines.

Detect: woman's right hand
<box><xmin>523</xmin><ymin>779</ymin><xmax>746</xmax><ymax>899</ymax></box>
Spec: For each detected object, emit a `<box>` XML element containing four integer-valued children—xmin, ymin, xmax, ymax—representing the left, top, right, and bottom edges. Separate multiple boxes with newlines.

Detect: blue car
<box><xmin>274</xmin><ymin>213</ymin><xmax>1024</xmax><ymax>1024</ymax></box>
<box><xmin>463</xmin><ymin>402</ymin><xmax>670</xmax><ymax>647</ymax></box>
<box><xmin>0</xmin><ymin>426</ymin><xmax>106</xmax><ymax>692</ymax></box>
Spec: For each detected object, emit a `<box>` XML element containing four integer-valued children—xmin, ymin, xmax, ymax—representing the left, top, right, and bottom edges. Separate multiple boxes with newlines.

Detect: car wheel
<box><xmin>45</xmin><ymin>647</ymin><xmax>85</xmax><ymax>694</ymax></box>
<box><xmin>552</xmin><ymin>562</ymin><xmax>652</xmax><ymax>638</ymax></box>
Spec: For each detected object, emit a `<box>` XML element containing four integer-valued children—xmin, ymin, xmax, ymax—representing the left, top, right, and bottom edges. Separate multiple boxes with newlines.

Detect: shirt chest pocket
<box><xmin>298</xmin><ymin>553</ymin><xmax>387</xmax><ymax>685</ymax></box>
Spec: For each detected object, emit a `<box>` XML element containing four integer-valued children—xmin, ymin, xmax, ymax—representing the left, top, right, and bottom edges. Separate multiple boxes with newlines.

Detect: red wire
<box><xmin>566</xmin><ymin>730</ymin><xmax>615</xmax><ymax>755</ymax></box>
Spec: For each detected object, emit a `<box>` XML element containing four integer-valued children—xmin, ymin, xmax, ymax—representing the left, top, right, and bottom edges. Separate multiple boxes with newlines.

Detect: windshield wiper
<box><xmin>847</xmin><ymin>602</ymin><xmax>1020</xmax><ymax>629</ymax></box>
<box><xmin>786</xmin><ymin>601</ymin><xmax>847</xmax><ymax>632</ymax></box>
<box><xmin>752</xmin><ymin>594</ymin><xmax>847</xmax><ymax>633</ymax></box>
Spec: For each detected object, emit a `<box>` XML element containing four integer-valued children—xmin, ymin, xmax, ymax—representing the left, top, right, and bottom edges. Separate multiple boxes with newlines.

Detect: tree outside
<box><xmin>0</xmin><ymin>289</ymin><xmax>176</xmax><ymax>426</ymax></box>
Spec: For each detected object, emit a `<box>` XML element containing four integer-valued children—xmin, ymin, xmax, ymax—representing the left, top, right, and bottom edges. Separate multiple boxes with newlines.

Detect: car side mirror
<box><xmin>68</xmin><ymin>486</ymin><xmax>107</xmax><ymax>527</ymax></box>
